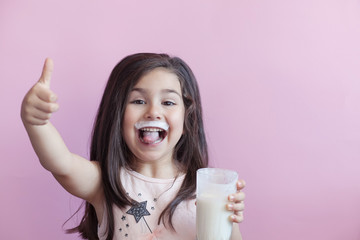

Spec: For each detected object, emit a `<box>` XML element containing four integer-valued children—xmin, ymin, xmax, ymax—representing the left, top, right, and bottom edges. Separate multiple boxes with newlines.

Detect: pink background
<box><xmin>1</xmin><ymin>0</ymin><xmax>360</xmax><ymax>239</ymax></box>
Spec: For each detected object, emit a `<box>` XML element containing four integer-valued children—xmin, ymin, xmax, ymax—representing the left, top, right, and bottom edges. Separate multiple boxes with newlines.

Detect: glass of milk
<box><xmin>196</xmin><ymin>168</ymin><xmax>238</xmax><ymax>240</ymax></box>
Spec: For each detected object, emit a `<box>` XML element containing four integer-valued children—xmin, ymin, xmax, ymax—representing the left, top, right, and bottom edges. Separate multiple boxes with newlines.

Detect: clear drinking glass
<box><xmin>196</xmin><ymin>168</ymin><xmax>238</xmax><ymax>240</ymax></box>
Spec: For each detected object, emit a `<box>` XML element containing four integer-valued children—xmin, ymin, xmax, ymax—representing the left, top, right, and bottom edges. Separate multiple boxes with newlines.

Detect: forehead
<box><xmin>133</xmin><ymin>68</ymin><xmax>182</xmax><ymax>93</ymax></box>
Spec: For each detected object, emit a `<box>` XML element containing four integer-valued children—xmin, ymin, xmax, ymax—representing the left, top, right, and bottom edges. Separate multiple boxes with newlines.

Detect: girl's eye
<box><xmin>163</xmin><ymin>101</ymin><xmax>175</xmax><ymax>106</ymax></box>
<box><xmin>131</xmin><ymin>99</ymin><xmax>146</xmax><ymax>104</ymax></box>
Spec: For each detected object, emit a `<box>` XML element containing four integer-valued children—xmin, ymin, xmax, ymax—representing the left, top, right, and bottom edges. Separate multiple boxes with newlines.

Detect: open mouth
<box><xmin>138</xmin><ymin>127</ymin><xmax>168</xmax><ymax>144</ymax></box>
<box><xmin>135</xmin><ymin>121</ymin><xmax>169</xmax><ymax>145</ymax></box>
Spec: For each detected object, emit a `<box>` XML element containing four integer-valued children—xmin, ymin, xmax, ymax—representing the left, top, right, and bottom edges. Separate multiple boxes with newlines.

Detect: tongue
<box><xmin>142</xmin><ymin>131</ymin><xmax>160</xmax><ymax>143</ymax></box>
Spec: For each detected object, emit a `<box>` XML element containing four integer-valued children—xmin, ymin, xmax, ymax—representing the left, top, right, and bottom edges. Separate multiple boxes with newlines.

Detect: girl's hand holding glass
<box><xmin>227</xmin><ymin>180</ymin><xmax>246</xmax><ymax>223</ymax></box>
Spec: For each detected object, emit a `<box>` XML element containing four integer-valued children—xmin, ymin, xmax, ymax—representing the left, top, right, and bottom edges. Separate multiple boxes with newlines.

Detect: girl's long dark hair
<box><xmin>67</xmin><ymin>53</ymin><xmax>208</xmax><ymax>239</ymax></box>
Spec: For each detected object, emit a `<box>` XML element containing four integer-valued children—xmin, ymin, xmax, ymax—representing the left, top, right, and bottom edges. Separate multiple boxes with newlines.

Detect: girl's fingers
<box><xmin>23</xmin><ymin>107</ymin><xmax>52</xmax><ymax>123</ymax></box>
<box><xmin>34</xmin><ymin>99</ymin><xmax>59</xmax><ymax>113</ymax></box>
<box><xmin>32</xmin><ymin>108</ymin><xmax>53</xmax><ymax>120</ymax></box>
<box><xmin>228</xmin><ymin>191</ymin><xmax>245</xmax><ymax>203</ymax></box>
<box><xmin>237</xmin><ymin>179</ymin><xmax>246</xmax><ymax>191</ymax></box>
<box><xmin>227</xmin><ymin>179</ymin><xmax>246</xmax><ymax>223</ymax></box>
<box><xmin>24</xmin><ymin>93</ymin><xmax>58</xmax><ymax>114</ymax></box>
<box><xmin>226</xmin><ymin>201</ymin><xmax>245</xmax><ymax>211</ymax></box>
<box><xmin>34</xmin><ymin>82</ymin><xmax>57</xmax><ymax>102</ymax></box>
<box><xmin>230</xmin><ymin>211</ymin><xmax>244</xmax><ymax>223</ymax></box>
<box><xmin>227</xmin><ymin>179</ymin><xmax>245</xmax><ymax>202</ymax></box>
<box><xmin>22</xmin><ymin>107</ymin><xmax>50</xmax><ymax>125</ymax></box>
<box><xmin>24</xmin><ymin>83</ymin><xmax>59</xmax><ymax>111</ymax></box>
<box><xmin>21</xmin><ymin>94</ymin><xmax>58</xmax><ymax>125</ymax></box>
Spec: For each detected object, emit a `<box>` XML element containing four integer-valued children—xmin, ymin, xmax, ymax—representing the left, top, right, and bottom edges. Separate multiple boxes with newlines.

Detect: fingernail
<box><xmin>241</xmin><ymin>180</ymin><xmax>246</xmax><ymax>187</ymax></box>
<box><xmin>228</xmin><ymin>195</ymin><xmax>235</xmax><ymax>201</ymax></box>
<box><xmin>227</xmin><ymin>204</ymin><xmax>233</xmax><ymax>210</ymax></box>
<box><xmin>237</xmin><ymin>181</ymin><xmax>242</xmax><ymax>187</ymax></box>
<box><xmin>50</xmin><ymin>95</ymin><xmax>57</xmax><ymax>102</ymax></box>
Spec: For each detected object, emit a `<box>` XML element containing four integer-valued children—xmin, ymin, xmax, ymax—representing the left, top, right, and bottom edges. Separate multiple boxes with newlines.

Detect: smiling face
<box><xmin>122</xmin><ymin>68</ymin><xmax>185</xmax><ymax>167</ymax></box>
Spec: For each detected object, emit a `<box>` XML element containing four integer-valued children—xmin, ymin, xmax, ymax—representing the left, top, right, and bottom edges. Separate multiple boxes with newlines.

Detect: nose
<box><xmin>144</xmin><ymin>102</ymin><xmax>162</xmax><ymax>120</ymax></box>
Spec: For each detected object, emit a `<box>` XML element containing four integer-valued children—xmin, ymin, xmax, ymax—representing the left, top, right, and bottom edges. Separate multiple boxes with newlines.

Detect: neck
<box><xmin>133</xmin><ymin>159</ymin><xmax>181</xmax><ymax>179</ymax></box>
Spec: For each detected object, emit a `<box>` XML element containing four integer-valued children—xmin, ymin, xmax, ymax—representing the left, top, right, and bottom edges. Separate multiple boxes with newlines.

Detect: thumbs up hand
<box><xmin>21</xmin><ymin>58</ymin><xmax>59</xmax><ymax>125</ymax></box>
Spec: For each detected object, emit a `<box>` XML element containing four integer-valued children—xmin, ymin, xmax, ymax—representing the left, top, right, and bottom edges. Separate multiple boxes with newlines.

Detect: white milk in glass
<box><xmin>196</xmin><ymin>193</ymin><xmax>232</xmax><ymax>240</ymax></box>
<box><xmin>196</xmin><ymin>168</ymin><xmax>238</xmax><ymax>240</ymax></box>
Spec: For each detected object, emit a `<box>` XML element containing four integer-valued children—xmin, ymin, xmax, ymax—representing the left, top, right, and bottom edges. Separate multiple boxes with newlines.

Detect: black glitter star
<box><xmin>126</xmin><ymin>201</ymin><xmax>151</xmax><ymax>223</ymax></box>
<box><xmin>121</xmin><ymin>215</ymin><xmax>126</xmax><ymax>221</ymax></box>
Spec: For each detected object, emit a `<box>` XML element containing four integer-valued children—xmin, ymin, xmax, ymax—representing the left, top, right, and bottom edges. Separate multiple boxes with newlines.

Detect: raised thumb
<box><xmin>38</xmin><ymin>58</ymin><xmax>54</xmax><ymax>88</ymax></box>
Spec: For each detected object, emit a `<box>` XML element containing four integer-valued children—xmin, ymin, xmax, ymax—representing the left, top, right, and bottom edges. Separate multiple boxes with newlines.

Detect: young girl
<box><xmin>21</xmin><ymin>53</ymin><xmax>245</xmax><ymax>240</ymax></box>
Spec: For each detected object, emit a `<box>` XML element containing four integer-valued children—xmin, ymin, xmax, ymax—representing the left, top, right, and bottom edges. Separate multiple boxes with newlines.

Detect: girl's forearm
<box><xmin>24</xmin><ymin>121</ymin><xmax>74</xmax><ymax>176</ymax></box>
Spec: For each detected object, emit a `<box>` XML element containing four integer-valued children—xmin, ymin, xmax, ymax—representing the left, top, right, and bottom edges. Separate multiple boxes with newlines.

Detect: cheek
<box><xmin>123</xmin><ymin>107</ymin><xmax>136</xmax><ymax>127</ymax></box>
<box><xmin>172</xmin><ymin>111</ymin><xmax>185</xmax><ymax>135</ymax></box>
<box><xmin>122</xmin><ymin>109</ymin><xmax>136</xmax><ymax>141</ymax></box>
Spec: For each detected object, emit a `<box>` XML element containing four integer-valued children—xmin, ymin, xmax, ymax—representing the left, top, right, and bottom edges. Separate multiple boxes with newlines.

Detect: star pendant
<box><xmin>126</xmin><ymin>201</ymin><xmax>151</xmax><ymax>223</ymax></box>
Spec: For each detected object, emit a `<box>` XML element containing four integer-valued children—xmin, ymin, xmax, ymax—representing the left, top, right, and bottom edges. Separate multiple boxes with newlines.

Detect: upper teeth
<box><xmin>135</xmin><ymin>121</ymin><xmax>169</xmax><ymax>131</ymax></box>
<box><xmin>141</xmin><ymin>128</ymin><xmax>163</xmax><ymax>132</ymax></box>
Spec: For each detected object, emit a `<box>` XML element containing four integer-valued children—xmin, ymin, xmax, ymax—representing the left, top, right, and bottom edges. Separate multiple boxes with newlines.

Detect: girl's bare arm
<box><xmin>231</xmin><ymin>223</ymin><xmax>243</xmax><ymax>240</ymax></box>
<box><xmin>21</xmin><ymin>58</ymin><xmax>102</xmax><ymax>205</ymax></box>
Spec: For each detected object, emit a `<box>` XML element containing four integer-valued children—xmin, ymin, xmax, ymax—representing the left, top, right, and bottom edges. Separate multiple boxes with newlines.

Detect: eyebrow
<box><xmin>131</xmin><ymin>88</ymin><xmax>182</xmax><ymax>98</ymax></box>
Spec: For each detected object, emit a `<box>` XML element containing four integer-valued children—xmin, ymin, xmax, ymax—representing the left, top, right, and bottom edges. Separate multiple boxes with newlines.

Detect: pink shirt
<box><xmin>98</xmin><ymin>169</ymin><xmax>196</xmax><ymax>240</ymax></box>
